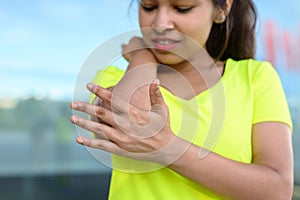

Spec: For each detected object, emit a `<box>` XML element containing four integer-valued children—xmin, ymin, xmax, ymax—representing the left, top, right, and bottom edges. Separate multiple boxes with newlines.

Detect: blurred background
<box><xmin>0</xmin><ymin>0</ymin><xmax>299</xmax><ymax>199</ymax></box>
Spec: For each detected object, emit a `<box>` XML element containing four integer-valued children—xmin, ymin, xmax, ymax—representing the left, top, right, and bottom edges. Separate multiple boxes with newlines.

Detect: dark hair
<box><xmin>130</xmin><ymin>0</ymin><xmax>257</xmax><ymax>61</ymax></box>
<box><xmin>208</xmin><ymin>0</ymin><xmax>257</xmax><ymax>61</ymax></box>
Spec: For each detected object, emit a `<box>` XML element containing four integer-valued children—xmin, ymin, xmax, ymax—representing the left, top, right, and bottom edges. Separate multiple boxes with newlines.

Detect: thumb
<box><xmin>150</xmin><ymin>79</ymin><xmax>164</xmax><ymax>106</ymax></box>
<box><xmin>149</xmin><ymin>79</ymin><xmax>169</xmax><ymax>127</ymax></box>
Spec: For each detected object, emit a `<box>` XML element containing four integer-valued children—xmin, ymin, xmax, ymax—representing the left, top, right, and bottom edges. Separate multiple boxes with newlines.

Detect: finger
<box><xmin>93</xmin><ymin>97</ymin><xmax>103</xmax><ymax>106</ymax></box>
<box><xmin>87</xmin><ymin>83</ymin><xmax>112</xmax><ymax>105</ymax></box>
<box><xmin>76</xmin><ymin>136</ymin><xmax>147</xmax><ymax>160</ymax></box>
<box><xmin>122</xmin><ymin>37</ymin><xmax>146</xmax><ymax>56</ymax></box>
<box><xmin>122</xmin><ymin>44</ymin><xmax>131</xmax><ymax>62</ymax></box>
<box><xmin>87</xmin><ymin>83</ymin><xmax>131</xmax><ymax>114</ymax></box>
<box><xmin>121</xmin><ymin>43</ymin><xmax>127</xmax><ymax>51</ymax></box>
<box><xmin>150</xmin><ymin>79</ymin><xmax>165</xmax><ymax>106</ymax></box>
<box><xmin>71</xmin><ymin>102</ymin><xmax>118</xmax><ymax>127</ymax></box>
<box><xmin>76</xmin><ymin>136</ymin><xmax>125</xmax><ymax>155</ymax></box>
<box><xmin>149</xmin><ymin>79</ymin><xmax>169</xmax><ymax>122</ymax></box>
<box><xmin>70</xmin><ymin>115</ymin><xmax>122</xmax><ymax>142</ymax></box>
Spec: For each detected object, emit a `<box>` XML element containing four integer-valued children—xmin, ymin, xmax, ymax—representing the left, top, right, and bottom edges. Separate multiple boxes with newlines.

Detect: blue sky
<box><xmin>0</xmin><ymin>0</ymin><xmax>139</xmax><ymax>100</ymax></box>
<box><xmin>1</xmin><ymin>0</ymin><xmax>300</xmax><ymax>101</ymax></box>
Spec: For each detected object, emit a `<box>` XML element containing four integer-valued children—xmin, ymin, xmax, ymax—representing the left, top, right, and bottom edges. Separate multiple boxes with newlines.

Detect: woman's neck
<box><xmin>157</xmin><ymin>60</ymin><xmax>224</xmax><ymax>99</ymax></box>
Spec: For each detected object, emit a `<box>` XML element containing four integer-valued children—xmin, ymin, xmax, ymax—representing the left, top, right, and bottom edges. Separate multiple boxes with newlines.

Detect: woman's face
<box><xmin>139</xmin><ymin>0</ymin><xmax>218</xmax><ymax>66</ymax></box>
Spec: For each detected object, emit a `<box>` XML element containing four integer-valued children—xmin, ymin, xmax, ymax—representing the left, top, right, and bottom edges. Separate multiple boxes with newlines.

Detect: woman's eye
<box><xmin>175</xmin><ymin>6</ymin><xmax>195</xmax><ymax>14</ymax></box>
<box><xmin>141</xmin><ymin>5</ymin><xmax>157</xmax><ymax>12</ymax></box>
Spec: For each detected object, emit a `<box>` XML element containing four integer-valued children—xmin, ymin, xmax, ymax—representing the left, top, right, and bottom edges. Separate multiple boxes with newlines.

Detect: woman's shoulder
<box><xmin>93</xmin><ymin>66</ymin><xmax>125</xmax><ymax>88</ymax></box>
<box><xmin>225</xmin><ymin>58</ymin><xmax>276</xmax><ymax>79</ymax></box>
<box><xmin>226</xmin><ymin>58</ymin><xmax>273</xmax><ymax>69</ymax></box>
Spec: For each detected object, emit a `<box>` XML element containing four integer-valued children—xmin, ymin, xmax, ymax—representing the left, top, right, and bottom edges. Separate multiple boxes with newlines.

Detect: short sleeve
<box><xmin>89</xmin><ymin>66</ymin><xmax>124</xmax><ymax>103</ymax></box>
<box><xmin>252</xmin><ymin>62</ymin><xmax>292</xmax><ymax>130</ymax></box>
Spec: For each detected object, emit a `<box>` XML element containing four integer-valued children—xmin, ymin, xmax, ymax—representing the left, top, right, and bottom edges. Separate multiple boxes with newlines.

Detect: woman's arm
<box><xmin>113</xmin><ymin>37</ymin><xmax>158</xmax><ymax>110</ymax></box>
<box><xmin>71</xmin><ymin>36</ymin><xmax>293</xmax><ymax>199</ymax></box>
<box><xmin>71</xmin><ymin>83</ymin><xmax>293</xmax><ymax>200</ymax></box>
<box><xmin>169</xmin><ymin>122</ymin><xmax>293</xmax><ymax>200</ymax></box>
<box><xmin>90</xmin><ymin>37</ymin><xmax>157</xmax><ymax>125</ymax></box>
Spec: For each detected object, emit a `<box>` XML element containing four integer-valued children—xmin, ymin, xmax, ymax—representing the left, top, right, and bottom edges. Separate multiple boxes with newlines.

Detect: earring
<box><xmin>217</xmin><ymin>15</ymin><xmax>224</xmax><ymax>22</ymax></box>
<box><xmin>214</xmin><ymin>15</ymin><xmax>225</xmax><ymax>24</ymax></box>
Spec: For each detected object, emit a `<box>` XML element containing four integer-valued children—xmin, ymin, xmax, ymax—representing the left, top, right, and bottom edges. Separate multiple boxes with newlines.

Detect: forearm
<box><xmin>169</xmin><ymin>142</ymin><xmax>292</xmax><ymax>200</ymax></box>
<box><xmin>116</xmin><ymin>48</ymin><xmax>158</xmax><ymax>110</ymax></box>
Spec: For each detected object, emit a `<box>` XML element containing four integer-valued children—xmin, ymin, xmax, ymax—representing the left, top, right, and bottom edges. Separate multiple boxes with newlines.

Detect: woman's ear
<box><xmin>213</xmin><ymin>0</ymin><xmax>234</xmax><ymax>24</ymax></box>
<box><xmin>224</xmin><ymin>0</ymin><xmax>234</xmax><ymax>14</ymax></box>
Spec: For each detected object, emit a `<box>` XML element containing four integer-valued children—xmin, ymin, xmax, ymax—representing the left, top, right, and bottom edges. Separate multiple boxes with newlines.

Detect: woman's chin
<box><xmin>151</xmin><ymin>50</ymin><xmax>186</xmax><ymax>67</ymax></box>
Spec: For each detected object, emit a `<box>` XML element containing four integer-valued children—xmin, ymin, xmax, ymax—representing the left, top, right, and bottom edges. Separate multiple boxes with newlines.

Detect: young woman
<box><xmin>70</xmin><ymin>0</ymin><xmax>294</xmax><ymax>199</ymax></box>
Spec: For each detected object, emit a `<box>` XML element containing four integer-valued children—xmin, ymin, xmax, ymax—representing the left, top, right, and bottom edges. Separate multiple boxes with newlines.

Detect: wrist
<box><xmin>157</xmin><ymin>135</ymin><xmax>192</xmax><ymax>166</ymax></box>
<box><xmin>127</xmin><ymin>49</ymin><xmax>157</xmax><ymax>69</ymax></box>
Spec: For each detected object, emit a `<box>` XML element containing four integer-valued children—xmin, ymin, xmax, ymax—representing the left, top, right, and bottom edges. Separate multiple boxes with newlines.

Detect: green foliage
<box><xmin>0</xmin><ymin>98</ymin><xmax>73</xmax><ymax>134</ymax></box>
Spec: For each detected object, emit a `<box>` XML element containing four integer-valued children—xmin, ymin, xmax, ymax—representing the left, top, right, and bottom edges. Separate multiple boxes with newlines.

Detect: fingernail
<box><xmin>153</xmin><ymin>79</ymin><xmax>160</xmax><ymax>89</ymax></box>
<box><xmin>71</xmin><ymin>102</ymin><xmax>78</xmax><ymax>109</ymax></box>
<box><xmin>77</xmin><ymin>137</ymin><xmax>83</xmax><ymax>144</ymax></box>
<box><xmin>87</xmin><ymin>83</ymin><xmax>94</xmax><ymax>90</ymax></box>
<box><xmin>153</xmin><ymin>79</ymin><xmax>160</xmax><ymax>85</ymax></box>
<box><xmin>71</xmin><ymin>116</ymin><xmax>78</xmax><ymax>123</ymax></box>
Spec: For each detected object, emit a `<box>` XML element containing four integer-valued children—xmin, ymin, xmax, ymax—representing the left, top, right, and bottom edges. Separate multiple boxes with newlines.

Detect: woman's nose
<box><xmin>152</xmin><ymin>8</ymin><xmax>175</xmax><ymax>33</ymax></box>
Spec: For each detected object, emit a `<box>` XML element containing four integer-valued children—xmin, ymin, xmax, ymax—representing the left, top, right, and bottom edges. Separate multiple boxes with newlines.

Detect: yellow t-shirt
<box><xmin>92</xmin><ymin>58</ymin><xmax>292</xmax><ymax>200</ymax></box>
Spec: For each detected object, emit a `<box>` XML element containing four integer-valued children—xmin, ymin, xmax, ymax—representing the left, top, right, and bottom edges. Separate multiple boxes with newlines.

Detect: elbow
<box><xmin>253</xmin><ymin>169</ymin><xmax>294</xmax><ymax>200</ymax></box>
<box><xmin>278</xmin><ymin>174</ymin><xmax>294</xmax><ymax>200</ymax></box>
<box><xmin>268</xmin><ymin>172</ymin><xmax>294</xmax><ymax>200</ymax></box>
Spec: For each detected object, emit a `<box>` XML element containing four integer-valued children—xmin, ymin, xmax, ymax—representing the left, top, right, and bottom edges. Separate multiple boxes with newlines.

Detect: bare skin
<box><xmin>70</xmin><ymin>43</ymin><xmax>293</xmax><ymax>198</ymax></box>
<box><xmin>70</xmin><ymin>0</ymin><xmax>293</xmax><ymax>199</ymax></box>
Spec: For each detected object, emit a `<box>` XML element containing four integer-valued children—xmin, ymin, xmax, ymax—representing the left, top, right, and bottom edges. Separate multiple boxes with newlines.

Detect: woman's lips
<box><xmin>151</xmin><ymin>38</ymin><xmax>179</xmax><ymax>51</ymax></box>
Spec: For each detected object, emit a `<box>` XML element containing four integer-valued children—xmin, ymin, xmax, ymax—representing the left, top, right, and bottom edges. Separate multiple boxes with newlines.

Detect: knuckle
<box><xmin>75</xmin><ymin>117</ymin><xmax>84</xmax><ymax>126</ymax></box>
<box><xmin>95</xmin><ymin>124</ymin><xmax>104</xmax><ymax>136</ymax></box>
<box><xmin>131</xmin><ymin>109</ymin><xmax>149</xmax><ymax>125</ymax></box>
<box><xmin>94</xmin><ymin>97</ymin><xmax>103</xmax><ymax>106</ymax></box>
<box><xmin>120</xmin><ymin>134</ymin><xmax>131</xmax><ymax>144</ymax></box>
<box><xmin>93</xmin><ymin>84</ymin><xmax>100</xmax><ymax>94</ymax></box>
<box><xmin>96</xmin><ymin>143</ymin><xmax>105</xmax><ymax>150</ymax></box>
<box><xmin>95</xmin><ymin>107</ymin><xmax>105</xmax><ymax>117</ymax></box>
<box><xmin>131</xmin><ymin>36</ymin><xmax>138</xmax><ymax>42</ymax></box>
<box><xmin>113</xmin><ymin>147</ymin><xmax>124</xmax><ymax>155</ymax></box>
<box><xmin>105</xmin><ymin>91</ymin><xmax>112</xmax><ymax>102</ymax></box>
<box><xmin>84</xmin><ymin>140</ymin><xmax>92</xmax><ymax>147</ymax></box>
